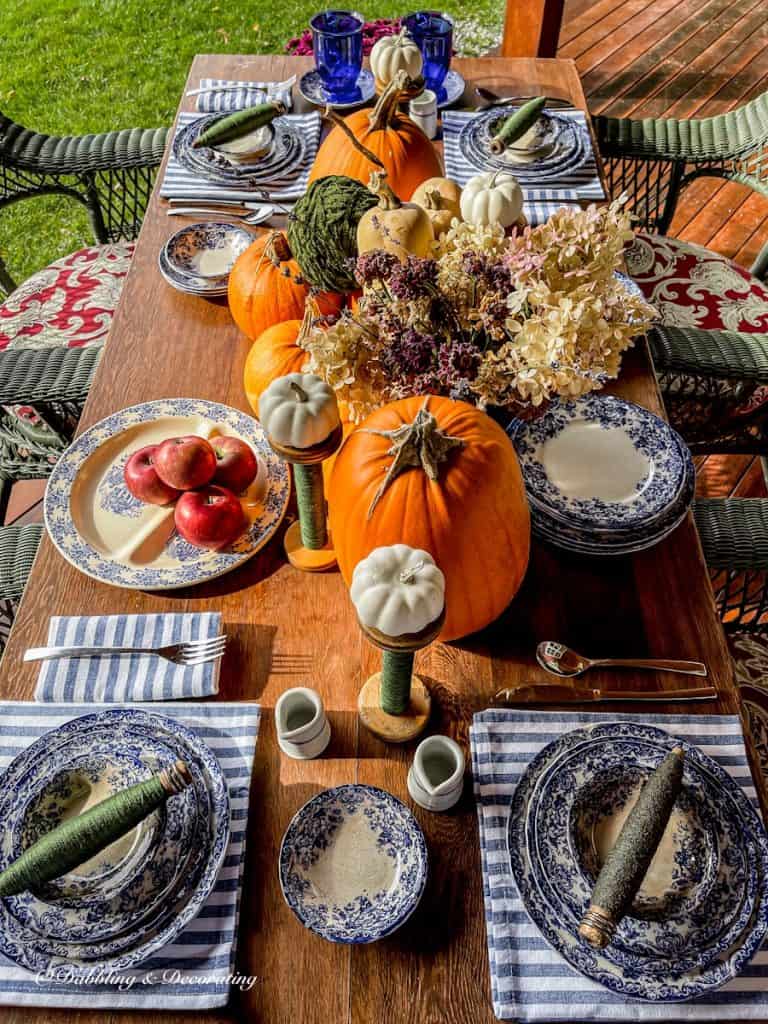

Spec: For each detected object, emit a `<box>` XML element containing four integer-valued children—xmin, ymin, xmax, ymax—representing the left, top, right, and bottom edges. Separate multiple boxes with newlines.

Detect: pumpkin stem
<box><xmin>322</xmin><ymin>105</ymin><xmax>385</xmax><ymax>170</ymax></box>
<box><xmin>399</xmin><ymin>560</ymin><xmax>425</xmax><ymax>585</ymax></box>
<box><xmin>289</xmin><ymin>380</ymin><xmax>309</xmax><ymax>403</ymax></box>
<box><xmin>297</xmin><ymin>295</ymin><xmax>321</xmax><ymax>347</ymax></box>
<box><xmin>368</xmin><ymin>70</ymin><xmax>411</xmax><ymax>131</ymax></box>
<box><xmin>362</xmin><ymin>396</ymin><xmax>466</xmax><ymax>519</ymax></box>
<box><xmin>368</xmin><ymin>171</ymin><xmax>401</xmax><ymax>210</ymax></box>
<box><xmin>266</xmin><ymin>231</ymin><xmax>292</xmax><ymax>264</ymax></box>
<box><xmin>422</xmin><ymin>188</ymin><xmax>444</xmax><ymax>211</ymax></box>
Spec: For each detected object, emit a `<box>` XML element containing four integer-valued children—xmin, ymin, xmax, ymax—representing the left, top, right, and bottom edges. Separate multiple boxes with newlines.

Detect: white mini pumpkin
<box><xmin>350</xmin><ymin>544</ymin><xmax>446</xmax><ymax>637</ymax></box>
<box><xmin>460</xmin><ymin>170</ymin><xmax>523</xmax><ymax>229</ymax></box>
<box><xmin>370</xmin><ymin>29</ymin><xmax>423</xmax><ymax>86</ymax></box>
<box><xmin>260</xmin><ymin>372</ymin><xmax>340</xmax><ymax>449</ymax></box>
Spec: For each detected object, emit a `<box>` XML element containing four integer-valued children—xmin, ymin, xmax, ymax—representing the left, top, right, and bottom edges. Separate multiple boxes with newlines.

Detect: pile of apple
<box><xmin>123</xmin><ymin>435</ymin><xmax>258</xmax><ymax>551</ymax></box>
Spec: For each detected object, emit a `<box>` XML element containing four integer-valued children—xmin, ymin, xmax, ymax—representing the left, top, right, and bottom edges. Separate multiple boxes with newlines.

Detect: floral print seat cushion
<box><xmin>0</xmin><ymin>242</ymin><xmax>134</xmax><ymax>350</ymax></box>
<box><xmin>625</xmin><ymin>233</ymin><xmax>768</xmax><ymax>333</ymax></box>
<box><xmin>731</xmin><ymin>631</ymin><xmax>768</xmax><ymax>787</ymax></box>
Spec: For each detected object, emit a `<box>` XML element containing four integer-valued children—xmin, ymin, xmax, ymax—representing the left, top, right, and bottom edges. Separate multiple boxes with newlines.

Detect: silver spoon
<box><xmin>166</xmin><ymin>207</ymin><xmax>276</xmax><ymax>224</ymax></box>
<box><xmin>536</xmin><ymin>641</ymin><xmax>707</xmax><ymax>679</ymax></box>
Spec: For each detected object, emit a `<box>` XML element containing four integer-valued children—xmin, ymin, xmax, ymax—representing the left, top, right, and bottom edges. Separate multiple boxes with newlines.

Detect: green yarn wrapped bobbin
<box><xmin>288</xmin><ymin>175</ymin><xmax>378</xmax><ymax>293</ymax></box>
<box><xmin>0</xmin><ymin>760</ymin><xmax>192</xmax><ymax>898</ymax></box>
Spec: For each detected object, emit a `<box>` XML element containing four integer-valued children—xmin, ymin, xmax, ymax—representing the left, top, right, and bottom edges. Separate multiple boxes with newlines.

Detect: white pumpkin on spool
<box><xmin>259</xmin><ymin>372</ymin><xmax>340</xmax><ymax>450</ymax></box>
<box><xmin>370</xmin><ymin>28</ymin><xmax>423</xmax><ymax>91</ymax></box>
<box><xmin>351</xmin><ymin>544</ymin><xmax>446</xmax><ymax>638</ymax></box>
<box><xmin>460</xmin><ymin>170</ymin><xmax>525</xmax><ymax>230</ymax></box>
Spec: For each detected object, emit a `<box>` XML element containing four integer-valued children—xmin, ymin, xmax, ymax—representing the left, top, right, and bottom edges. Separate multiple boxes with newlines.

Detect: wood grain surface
<box><xmin>0</xmin><ymin>57</ymin><xmax>744</xmax><ymax>1024</ymax></box>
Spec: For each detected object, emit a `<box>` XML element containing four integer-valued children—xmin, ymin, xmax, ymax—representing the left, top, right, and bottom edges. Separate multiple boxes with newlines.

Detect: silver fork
<box><xmin>166</xmin><ymin>207</ymin><xmax>276</xmax><ymax>224</ymax></box>
<box><xmin>23</xmin><ymin>634</ymin><xmax>227</xmax><ymax>667</ymax></box>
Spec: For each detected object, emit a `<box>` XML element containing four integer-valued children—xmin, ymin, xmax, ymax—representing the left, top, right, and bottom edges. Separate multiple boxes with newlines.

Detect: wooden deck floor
<box><xmin>4</xmin><ymin>8</ymin><xmax>767</xmax><ymax>526</ymax></box>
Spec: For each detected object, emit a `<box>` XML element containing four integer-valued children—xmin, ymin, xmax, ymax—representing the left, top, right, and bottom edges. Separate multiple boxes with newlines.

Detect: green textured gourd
<box><xmin>288</xmin><ymin>175</ymin><xmax>378</xmax><ymax>293</ymax></box>
<box><xmin>0</xmin><ymin>761</ymin><xmax>191</xmax><ymax>898</ymax></box>
<box><xmin>490</xmin><ymin>96</ymin><xmax>548</xmax><ymax>154</ymax></box>
<box><xmin>578</xmin><ymin>746</ymin><xmax>684</xmax><ymax>949</ymax></box>
<box><xmin>192</xmin><ymin>101</ymin><xmax>287</xmax><ymax>149</ymax></box>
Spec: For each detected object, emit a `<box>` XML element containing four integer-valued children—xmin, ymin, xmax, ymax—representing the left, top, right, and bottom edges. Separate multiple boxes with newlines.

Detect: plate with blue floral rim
<box><xmin>279</xmin><ymin>784</ymin><xmax>428</xmax><ymax>943</ymax></box>
<box><xmin>459</xmin><ymin>106</ymin><xmax>589</xmax><ymax>176</ymax></box>
<box><xmin>0</xmin><ymin>708</ymin><xmax>230</xmax><ymax>976</ymax></box>
<box><xmin>507</xmin><ymin>721</ymin><xmax>768</xmax><ymax>1001</ymax></box>
<box><xmin>164</xmin><ymin>222</ymin><xmax>253</xmax><ymax>283</ymax></box>
<box><xmin>44</xmin><ymin>398</ymin><xmax>290</xmax><ymax>590</ymax></box>
<box><xmin>158</xmin><ymin>245</ymin><xmax>229</xmax><ymax>296</ymax></box>
<box><xmin>435</xmin><ymin>69</ymin><xmax>466</xmax><ymax>109</ymax></box>
<box><xmin>174</xmin><ymin>112</ymin><xmax>306</xmax><ymax>182</ymax></box>
<box><xmin>525</xmin><ymin>725</ymin><xmax>758</xmax><ymax>975</ymax></box>
<box><xmin>298</xmin><ymin>68</ymin><xmax>376</xmax><ymax>110</ymax></box>
<box><xmin>509</xmin><ymin>394</ymin><xmax>690</xmax><ymax>530</ymax></box>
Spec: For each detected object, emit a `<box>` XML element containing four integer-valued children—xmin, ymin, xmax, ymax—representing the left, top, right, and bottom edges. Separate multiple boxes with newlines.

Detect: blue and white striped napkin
<box><xmin>442</xmin><ymin>109</ymin><xmax>605</xmax><ymax>226</ymax></box>
<box><xmin>471</xmin><ymin>709</ymin><xmax>768</xmax><ymax>1021</ymax></box>
<box><xmin>34</xmin><ymin>613</ymin><xmax>222</xmax><ymax>702</ymax></box>
<box><xmin>194</xmin><ymin>77</ymin><xmax>294</xmax><ymax>113</ymax></box>
<box><xmin>160</xmin><ymin>111</ymin><xmax>321</xmax><ymax>204</ymax></box>
<box><xmin>0</xmin><ymin>700</ymin><xmax>260</xmax><ymax>1009</ymax></box>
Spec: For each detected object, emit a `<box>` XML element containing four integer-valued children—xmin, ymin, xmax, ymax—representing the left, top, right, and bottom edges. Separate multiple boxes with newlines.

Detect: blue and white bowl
<box><xmin>0</xmin><ymin>709</ymin><xmax>230</xmax><ymax>976</ymax></box>
<box><xmin>507</xmin><ymin>721</ymin><xmax>768</xmax><ymax>1001</ymax></box>
<box><xmin>279</xmin><ymin>784</ymin><xmax>428</xmax><ymax>943</ymax></box>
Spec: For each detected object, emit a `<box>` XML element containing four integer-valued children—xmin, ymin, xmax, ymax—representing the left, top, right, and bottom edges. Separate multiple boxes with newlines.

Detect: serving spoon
<box><xmin>536</xmin><ymin>641</ymin><xmax>707</xmax><ymax>679</ymax></box>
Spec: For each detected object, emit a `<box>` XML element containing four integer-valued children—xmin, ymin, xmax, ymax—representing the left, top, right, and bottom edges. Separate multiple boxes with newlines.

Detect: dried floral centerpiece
<box><xmin>299</xmin><ymin>199</ymin><xmax>656</xmax><ymax>422</ymax></box>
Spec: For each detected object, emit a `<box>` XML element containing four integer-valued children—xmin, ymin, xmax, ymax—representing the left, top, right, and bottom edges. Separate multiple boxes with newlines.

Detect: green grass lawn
<box><xmin>0</xmin><ymin>0</ymin><xmax>500</xmax><ymax>287</ymax></box>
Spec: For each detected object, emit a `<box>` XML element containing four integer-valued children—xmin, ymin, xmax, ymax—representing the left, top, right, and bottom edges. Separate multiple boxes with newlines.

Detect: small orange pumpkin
<box><xmin>228</xmin><ymin>232</ymin><xmax>342</xmax><ymax>341</ymax></box>
<box><xmin>329</xmin><ymin>395</ymin><xmax>531</xmax><ymax>641</ymax></box>
<box><xmin>309</xmin><ymin>71</ymin><xmax>443</xmax><ymax>201</ymax></box>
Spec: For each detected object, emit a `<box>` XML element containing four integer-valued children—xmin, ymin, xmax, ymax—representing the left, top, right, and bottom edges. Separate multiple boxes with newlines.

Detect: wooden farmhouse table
<box><xmin>0</xmin><ymin>55</ymin><xmax>756</xmax><ymax>1024</ymax></box>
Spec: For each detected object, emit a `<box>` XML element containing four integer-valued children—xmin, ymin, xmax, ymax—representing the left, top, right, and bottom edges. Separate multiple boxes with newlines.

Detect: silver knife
<box><xmin>494</xmin><ymin>683</ymin><xmax>718</xmax><ymax>705</ymax></box>
<box><xmin>167</xmin><ymin>198</ymin><xmax>268</xmax><ymax>210</ymax></box>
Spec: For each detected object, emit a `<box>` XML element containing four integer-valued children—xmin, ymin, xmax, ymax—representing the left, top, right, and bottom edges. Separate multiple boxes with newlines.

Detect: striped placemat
<box><xmin>159</xmin><ymin>111</ymin><xmax>321</xmax><ymax>204</ymax></box>
<box><xmin>0</xmin><ymin>701</ymin><xmax>260</xmax><ymax>1009</ymax></box>
<box><xmin>34</xmin><ymin>612</ymin><xmax>222</xmax><ymax>702</ymax></box>
<box><xmin>194</xmin><ymin>78</ymin><xmax>293</xmax><ymax>113</ymax></box>
<box><xmin>471</xmin><ymin>709</ymin><xmax>768</xmax><ymax>1021</ymax></box>
<box><xmin>443</xmin><ymin>108</ymin><xmax>605</xmax><ymax>226</ymax></box>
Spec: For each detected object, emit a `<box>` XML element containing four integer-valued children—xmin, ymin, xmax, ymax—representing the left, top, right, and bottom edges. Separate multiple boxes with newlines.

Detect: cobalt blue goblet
<box><xmin>402</xmin><ymin>11</ymin><xmax>453</xmax><ymax>96</ymax></box>
<box><xmin>310</xmin><ymin>10</ymin><xmax>364</xmax><ymax>101</ymax></box>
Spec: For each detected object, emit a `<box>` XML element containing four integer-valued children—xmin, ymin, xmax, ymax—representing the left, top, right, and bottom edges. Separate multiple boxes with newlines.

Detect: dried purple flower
<box><xmin>388</xmin><ymin>256</ymin><xmax>439</xmax><ymax>300</ymax></box>
<box><xmin>355</xmin><ymin>250</ymin><xmax>401</xmax><ymax>287</ymax></box>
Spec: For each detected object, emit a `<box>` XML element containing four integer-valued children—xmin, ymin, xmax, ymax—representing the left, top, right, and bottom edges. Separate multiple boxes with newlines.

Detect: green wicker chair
<box><xmin>0</xmin><ymin>522</ymin><xmax>43</xmax><ymax>647</ymax></box>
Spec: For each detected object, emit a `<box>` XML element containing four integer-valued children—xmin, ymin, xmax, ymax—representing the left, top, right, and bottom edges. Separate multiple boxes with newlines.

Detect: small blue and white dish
<box><xmin>164</xmin><ymin>222</ymin><xmax>252</xmax><ymax>282</ymax></box>
<box><xmin>298</xmin><ymin>68</ymin><xmax>375</xmax><ymax>109</ymax></box>
<box><xmin>507</xmin><ymin>721</ymin><xmax>768</xmax><ymax>1000</ymax></box>
<box><xmin>0</xmin><ymin>709</ymin><xmax>230</xmax><ymax>976</ymax></box>
<box><xmin>279</xmin><ymin>784</ymin><xmax>428</xmax><ymax>943</ymax></box>
<box><xmin>435</xmin><ymin>69</ymin><xmax>465</xmax><ymax>109</ymax></box>
<box><xmin>158</xmin><ymin>244</ymin><xmax>229</xmax><ymax>297</ymax></box>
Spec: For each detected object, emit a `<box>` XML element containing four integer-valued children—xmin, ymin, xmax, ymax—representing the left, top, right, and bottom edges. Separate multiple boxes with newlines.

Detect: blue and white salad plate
<box><xmin>44</xmin><ymin>398</ymin><xmax>290</xmax><ymax>590</ymax></box>
<box><xmin>507</xmin><ymin>721</ymin><xmax>768</xmax><ymax>1001</ymax></box>
<box><xmin>279</xmin><ymin>784</ymin><xmax>428</xmax><ymax>943</ymax></box>
<box><xmin>0</xmin><ymin>709</ymin><xmax>230</xmax><ymax>976</ymax></box>
<box><xmin>298</xmin><ymin>69</ymin><xmax>376</xmax><ymax>110</ymax></box>
<box><xmin>164</xmin><ymin>222</ymin><xmax>252</xmax><ymax>283</ymax></box>
<box><xmin>158</xmin><ymin>245</ymin><xmax>229</xmax><ymax>296</ymax></box>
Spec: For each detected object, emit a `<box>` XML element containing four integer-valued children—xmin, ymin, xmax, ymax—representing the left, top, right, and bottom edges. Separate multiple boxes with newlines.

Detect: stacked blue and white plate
<box><xmin>159</xmin><ymin>222</ymin><xmax>252</xmax><ymax>297</ymax></box>
<box><xmin>508</xmin><ymin>394</ymin><xmax>695</xmax><ymax>556</ymax></box>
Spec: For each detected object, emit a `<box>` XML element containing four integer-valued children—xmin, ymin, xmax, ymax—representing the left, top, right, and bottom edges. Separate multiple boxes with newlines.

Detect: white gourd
<box><xmin>350</xmin><ymin>544</ymin><xmax>445</xmax><ymax>637</ymax></box>
<box><xmin>370</xmin><ymin>29</ymin><xmax>423</xmax><ymax>86</ymax></box>
<box><xmin>460</xmin><ymin>170</ymin><xmax>524</xmax><ymax>228</ymax></box>
<box><xmin>260</xmin><ymin>372</ymin><xmax>340</xmax><ymax>449</ymax></box>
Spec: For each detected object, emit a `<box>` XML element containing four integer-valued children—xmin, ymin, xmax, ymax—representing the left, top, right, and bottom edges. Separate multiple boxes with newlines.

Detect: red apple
<box><xmin>174</xmin><ymin>485</ymin><xmax>247</xmax><ymax>550</ymax></box>
<box><xmin>212</xmin><ymin>436</ymin><xmax>259</xmax><ymax>493</ymax></box>
<box><xmin>154</xmin><ymin>435</ymin><xmax>217</xmax><ymax>490</ymax></box>
<box><xmin>123</xmin><ymin>445</ymin><xmax>181</xmax><ymax>505</ymax></box>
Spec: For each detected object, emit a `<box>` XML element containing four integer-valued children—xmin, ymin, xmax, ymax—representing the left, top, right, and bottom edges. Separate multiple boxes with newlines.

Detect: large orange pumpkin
<box><xmin>329</xmin><ymin>395</ymin><xmax>530</xmax><ymax>641</ymax></box>
<box><xmin>228</xmin><ymin>232</ymin><xmax>342</xmax><ymax>341</ymax></box>
<box><xmin>308</xmin><ymin>71</ymin><xmax>443</xmax><ymax>201</ymax></box>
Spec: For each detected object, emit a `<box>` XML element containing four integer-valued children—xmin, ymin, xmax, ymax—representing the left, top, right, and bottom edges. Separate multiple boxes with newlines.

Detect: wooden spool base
<box><xmin>283</xmin><ymin>520</ymin><xmax>337</xmax><ymax>572</ymax></box>
<box><xmin>357</xmin><ymin>673</ymin><xmax>431</xmax><ymax>743</ymax></box>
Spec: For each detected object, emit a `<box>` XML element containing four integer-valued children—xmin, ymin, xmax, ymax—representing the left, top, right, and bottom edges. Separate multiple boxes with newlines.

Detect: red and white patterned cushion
<box><xmin>626</xmin><ymin>233</ymin><xmax>768</xmax><ymax>333</ymax></box>
<box><xmin>0</xmin><ymin>242</ymin><xmax>134</xmax><ymax>351</ymax></box>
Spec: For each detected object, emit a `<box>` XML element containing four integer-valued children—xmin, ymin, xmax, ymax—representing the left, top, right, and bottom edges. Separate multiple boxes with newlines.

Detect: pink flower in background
<box><xmin>285</xmin><ymin>18</ymin><xmax>401</xmax><ymax>56</ymax></box>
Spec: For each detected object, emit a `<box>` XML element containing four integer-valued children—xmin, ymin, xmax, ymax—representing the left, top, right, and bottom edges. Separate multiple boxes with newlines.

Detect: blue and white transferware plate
<box><xmin>527</xmin><ymin>726</ymin><xmax>758</xmax><ymax>974</ymax></box>
<box><xmin>507</xmin><ymin>721</ymin><xmax>768</xmax><ymax>1000</ymax></box>
<box><xmin>435</xmin><ymin>69</ymin><xmax>465</xmax><ymax>109</ymax></box>
<box><xmin>298</xmin><ymin>68</ymin><xmax>376</xmax><ymax>110</ymax></box>
<box><xmin>510</xmin><ymin>395</ymin><xmax>690</xmax><ymax>530</ymax></box>
<box><xmin>158</xmin><ymin>245</ymin><xmax>229</xmax><ymax>296</ymax></box>
<box><xmin>279</xmin><ymin>784</ymin><xmax>428</xmax><ymax>943</ymax></box>
<box><xmin>164</xmin><ymin>222</ymin><xmax>252</xmax><ymax>282</ymax></box>
<box><xmin>0</xmin><ymin>709</ymin><xmax>230</xmax><ymax>976</ymax></box>
<box><xmin>44</xmin><ymin>398</ymin><xmax>290</xmax><ymax>589</ymax></box>
<box><xmin>174</xmin><ymin>113</ymin><xmax>305</xmax><ymax>183</ymax></box>
<box><xmin>459</xmin><ymin>106</ymin><xmax>590</xmax><ymax>177</ymax></box>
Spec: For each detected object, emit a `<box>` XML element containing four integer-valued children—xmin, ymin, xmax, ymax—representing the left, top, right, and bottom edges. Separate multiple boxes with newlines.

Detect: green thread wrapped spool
<box><xmin>0</xmin><ymin>760</ymin><xmax>191</xmax><ymax>898</ymax></box>
<box><xmin>380</xmin><ymin>649</ymin><xmax>414</xmax><ymax>715</ymax></box>
<box><xmin>489</xmin><ymin>96</ymin><xmax>548</xmax><ymax>155</ymax></box>
<box><xmin>578</xmin><ymin>746</ymin><xmax>685</xmax><ymax>949</ymax></box>
<box><xmin>287</xmin><ymin>175</ymin><xmax>378</xmax><ymax>293</ymax></box>
<box><xmin>293</xmin><ymin>462</ymin><xmax>327</xmax><ymax>549</ymax></box>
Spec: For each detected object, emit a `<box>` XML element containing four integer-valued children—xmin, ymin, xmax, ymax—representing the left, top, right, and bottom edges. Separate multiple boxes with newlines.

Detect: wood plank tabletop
<box><xmin>0</xmin><ymin>56</ymin><xmax>747</xmax><ymax>1024</ymax></box>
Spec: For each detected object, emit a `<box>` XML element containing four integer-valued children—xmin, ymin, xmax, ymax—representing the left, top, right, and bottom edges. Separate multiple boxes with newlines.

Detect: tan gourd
<box><xmin>411</xmin><ymin>177</ymin><xmax>462</xmax><ymax>218</ymax></box>
<box><xmin>356</xmin><ymin>172</ymin><xmax>434</xmax><ymax>261</ymax></box>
